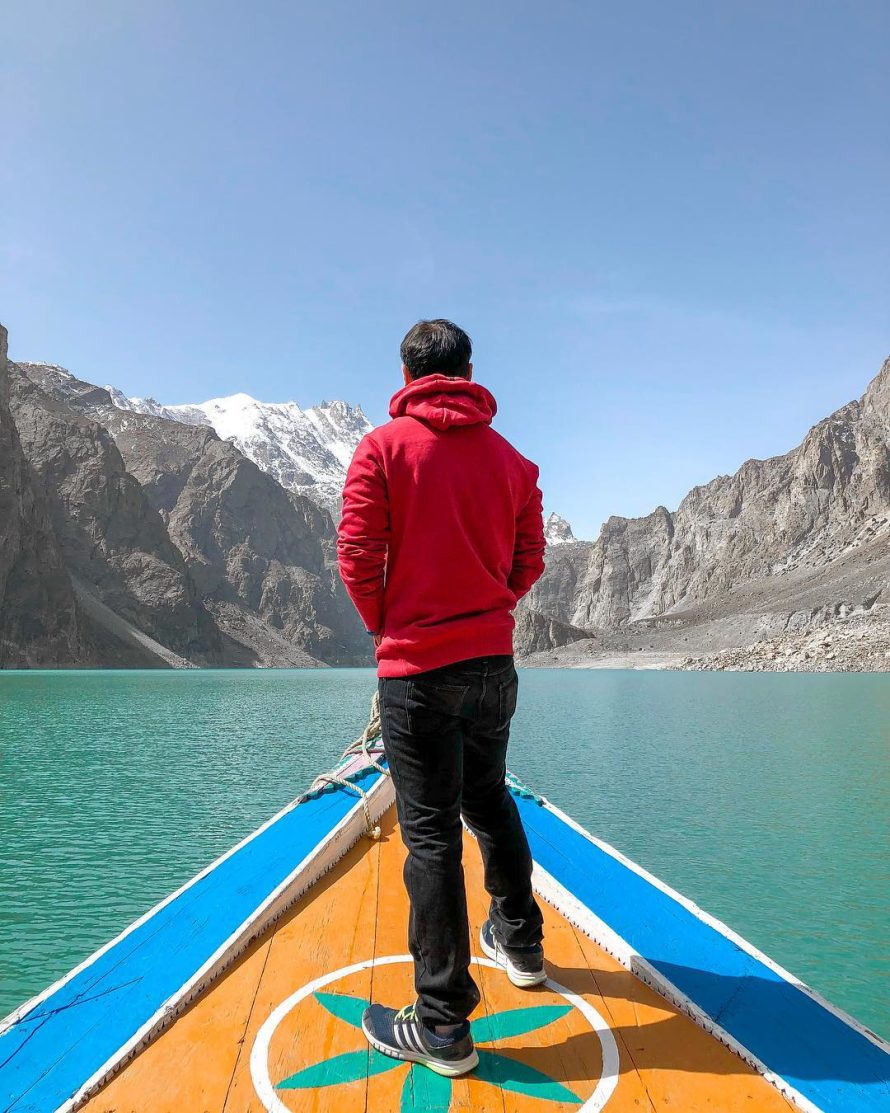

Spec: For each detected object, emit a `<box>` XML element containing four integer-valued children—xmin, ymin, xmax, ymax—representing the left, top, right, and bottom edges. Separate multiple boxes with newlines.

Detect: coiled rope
<box><xmin>305</xmin><ymin>689</ymin><xmax>388</xmax><ymax>839</ymax></box>
<box><xmin>506</xmin><ymin>770</ymin><xmax>543</xmax><ymax>802</ymax></box>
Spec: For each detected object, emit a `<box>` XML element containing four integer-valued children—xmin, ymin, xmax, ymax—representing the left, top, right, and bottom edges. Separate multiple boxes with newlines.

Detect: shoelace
<box><xmin>395</xmin><ymin>1003</ymin><xmax>416</xmax><ymax>1023</ymax></box>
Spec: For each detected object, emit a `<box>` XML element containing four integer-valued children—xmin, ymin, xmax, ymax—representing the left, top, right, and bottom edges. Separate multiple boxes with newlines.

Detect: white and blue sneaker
<box><xmin>361</xmin><ymin>1002</ymin><xmax>479</xmax><ymax>1077</ymax></box>
<box><xmin>480</xmin><ymin>919</ymin><xmax>546</xmax><ymax>987</ymax></box>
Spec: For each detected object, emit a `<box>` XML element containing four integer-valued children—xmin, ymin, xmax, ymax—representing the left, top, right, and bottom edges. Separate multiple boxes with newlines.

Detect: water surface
<box><xmin>1</xmin><ymin>668</ymin><xmax>887</xmax><ymax>1038</ymax></box>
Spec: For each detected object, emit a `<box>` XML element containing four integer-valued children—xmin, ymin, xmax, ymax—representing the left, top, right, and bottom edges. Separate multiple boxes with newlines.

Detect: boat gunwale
<box><xmin>511</xmin><ymin>789</ymin><xmax>890</xmax><ymax>1113</ymax></box>
<box><xmin>0</xmin><ymin>747</ymin><xmax>387</xmax><ymax>1038</ymax></box>
<box><xmin>531</xmin><ymin>862</ymin><xmax>823</xmax><ymax>1113</ymax></box>
<box><xmin>0</xmin><ymin>753</ymin><xmax>394</xmax><ymax>1113</ymax></box>
<box><xmin>541</xmin><ymin>797</ymin><xmax>890</xmax><ymax>1057</ymax></box>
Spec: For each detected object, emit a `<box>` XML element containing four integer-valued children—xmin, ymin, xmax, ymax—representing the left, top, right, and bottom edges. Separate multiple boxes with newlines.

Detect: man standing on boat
<box><xmin>337</xmin><ymin>319</ymin><xmax>547</xmax><ymax>1077</ymax></box>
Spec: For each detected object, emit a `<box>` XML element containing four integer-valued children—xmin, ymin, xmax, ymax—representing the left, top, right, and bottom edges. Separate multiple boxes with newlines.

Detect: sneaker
<box><xmin>479</xmin><ymin>919</ymin><xmax>546</xmax><ymax>987</ymax></box>
<box><xmin>361</xmin><ymin>1002</ymin><xmax>479</xmax><ymax>1077</ymax></box>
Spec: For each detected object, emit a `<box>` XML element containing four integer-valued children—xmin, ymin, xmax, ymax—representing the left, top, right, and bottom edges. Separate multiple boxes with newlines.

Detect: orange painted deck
<box><xmin>82</xmin><ymin>805</ymin><xmax>796</xmax><ymax>1113</ymax></box>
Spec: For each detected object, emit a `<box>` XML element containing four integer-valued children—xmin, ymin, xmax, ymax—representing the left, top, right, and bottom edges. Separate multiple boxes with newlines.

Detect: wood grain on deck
<box><xmin>83</xmin><ymin>806</ymin><xmax>795</xmax><ymax>1112</ymax></box>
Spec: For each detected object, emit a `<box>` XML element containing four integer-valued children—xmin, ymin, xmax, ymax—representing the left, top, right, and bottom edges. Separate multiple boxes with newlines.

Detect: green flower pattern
<box><xmin>276</xmin><ymin>991</ymin><xmax>582</xmax><ymax>1111</ymax></box>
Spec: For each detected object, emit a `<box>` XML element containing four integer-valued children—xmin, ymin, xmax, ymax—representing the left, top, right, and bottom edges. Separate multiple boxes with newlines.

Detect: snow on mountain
<box><xmin>104</xmin><ymin>387</ymin><xmax>210</xmax><ymax>426</ymax></box>
<box><xmin>544</xmin><ymin>512</ymin><xmax>577</xmax><ymax>545</ymax></box>
<box><xmin>108</xmin><ymin>389</ymin><xmax>373</xmax><ymax>515</ymax></box>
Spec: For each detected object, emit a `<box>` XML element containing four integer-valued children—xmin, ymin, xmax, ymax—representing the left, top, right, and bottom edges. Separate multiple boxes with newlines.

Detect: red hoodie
<box><xmin>337</xmin><ymin>374</ymin><xmax>545</xmax><ymax>677</ymax></box>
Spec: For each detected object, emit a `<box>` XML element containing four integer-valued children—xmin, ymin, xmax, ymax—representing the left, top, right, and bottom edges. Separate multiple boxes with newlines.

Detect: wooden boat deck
<box><xmin>81</xmin><ymin>806</ymin><xmax>797</xmax><ymax>1112</ymax></box>
<box><xmin>3</xmin><ymin>745</ymin><xmax>888</xmax><ymax>1113</ymax></box>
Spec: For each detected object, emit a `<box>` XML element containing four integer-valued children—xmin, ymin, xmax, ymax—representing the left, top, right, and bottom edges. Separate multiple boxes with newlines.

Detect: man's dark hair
<box><xmin>400</xmin><ymin>319</ymin><xmax>472</xmax><ymax>380</ymax></box>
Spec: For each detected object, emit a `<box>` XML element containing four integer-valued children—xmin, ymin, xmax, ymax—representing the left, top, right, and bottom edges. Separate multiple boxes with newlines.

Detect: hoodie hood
<box><xmin>389</xmin><ymin>374</ymin><xmax>497</xmax><ymax>430</ymax></box>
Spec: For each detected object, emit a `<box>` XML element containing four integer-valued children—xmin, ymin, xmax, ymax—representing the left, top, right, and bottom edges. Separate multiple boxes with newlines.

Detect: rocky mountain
<box><xmin>543</xmin><ymin>512</ymin><xmax>576</xmax><ymax>545</ymax></box>
<box><xmin>9</xmin><ymin>367</ymin><xmax>218</xmax><ymax>661</ymax></box>
<box><xmin>1</xmin><ymin>346</ymin><xmax>371</xmax><ymax>669</ymax></box>
<box><xmin>0</xmin><ymin>331</ymin><xmax>95</xmax><ymax>665</ymax></box>
<box><xmin>109</xmin><ymin>382</ymin><xmax>583</xmax><ymax>541</ymax></box>
<box><xmin>522</xmin><ymin>357</ymin><xmax>890</xmax><ymax>668</ymax></box>
<box><xmin>3</xmin><ymin>326</ymin><xmax>887</xmax><ymax>671</ymax></box>
<box><xmin>105</xmin><ymin>386</ymin><xmax>373</xmax><ymax>516</ymax></box>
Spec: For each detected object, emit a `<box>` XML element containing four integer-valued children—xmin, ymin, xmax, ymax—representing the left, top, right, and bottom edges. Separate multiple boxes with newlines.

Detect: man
<box><xmin>336</xmin><ymin>319</ymin><xmax>546</xmax><ymax>1077</ymax></box>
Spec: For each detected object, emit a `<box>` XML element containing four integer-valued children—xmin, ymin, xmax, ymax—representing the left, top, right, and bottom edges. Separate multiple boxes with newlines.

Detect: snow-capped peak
<box><xmin>544</xmin><ymin>512</ymin><xmax>577</xmax><ymax>545</ymax></box>
<box><xmin>107</xmin><ymin>388</ymin><xmax>372</xmax><ymax>515</ymax></box>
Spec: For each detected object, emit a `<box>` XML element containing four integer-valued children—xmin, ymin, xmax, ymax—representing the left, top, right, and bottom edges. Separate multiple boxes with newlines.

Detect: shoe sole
<box><xmin>361</xmin><ymin>1019</ymin><xmax>480</xmax><ymax>1077</ymax></box>
<box><xmin>479</xmin><ymin>930</ymin><xmax>547</xmax><ymax>987</ymax></box>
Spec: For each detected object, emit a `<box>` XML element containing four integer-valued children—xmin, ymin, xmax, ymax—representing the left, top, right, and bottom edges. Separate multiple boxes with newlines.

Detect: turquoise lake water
<box><xmin>0</xmin><ymin>668</ymin><xmax>887</xmax><ymax>1039</ymax></box>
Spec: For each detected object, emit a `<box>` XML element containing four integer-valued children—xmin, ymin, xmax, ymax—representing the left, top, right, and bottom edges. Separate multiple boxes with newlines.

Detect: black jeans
<box><xmin>378</xmin><ymin>653</ymin><xmax>544</xmax><ymax>1027</ymax></box>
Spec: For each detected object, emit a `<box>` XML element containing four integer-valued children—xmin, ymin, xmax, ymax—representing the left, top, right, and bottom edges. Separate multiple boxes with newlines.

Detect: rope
<box><xmin>304</xmin><ymin>689</ymin><xmax>388</xmax><ymax>839</ymax></box>
<box><xmin>298</xmin><ymin>691</ymin><xmax>539</xmax><ymax>838</ymax></box>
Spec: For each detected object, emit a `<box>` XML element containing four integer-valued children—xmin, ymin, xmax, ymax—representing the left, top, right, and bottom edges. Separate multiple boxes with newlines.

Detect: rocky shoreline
<box><xmin>520</xmin><ymin>608</ymin><xmax>890</xmax><ymax>673</ymax></box>
<box><xmin>675</xmin><ymin>607</ymin><xmax>890</xmax><ymax>673</ymax></box>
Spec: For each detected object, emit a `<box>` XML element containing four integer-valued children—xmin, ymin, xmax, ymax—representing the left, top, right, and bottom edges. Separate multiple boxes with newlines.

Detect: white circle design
<box><xmin>250</xmin><ymin>954</ymin><xmax>620</xmax><ymax>1112</ymax></box>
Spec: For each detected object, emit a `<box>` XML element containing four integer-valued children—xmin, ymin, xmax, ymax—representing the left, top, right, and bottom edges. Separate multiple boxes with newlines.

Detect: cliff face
<box><xmin>0</xmin><ymin>327</ymin><xmax>92</xmax><ymax>665</ymax></box>
<box><xmin>127</xmin><ymin>416</ymin><xmax>366</xmax><ymax>665</ymax></box>
<box><xmin>9</xmin><ymin>366</ymin><xmax>218</xmax><ymax>660</ymax></box>
<box><xmin>9</xmin><ymin>358</ymin><xmax>369</xmax><ymax>667</ymax></box>
<box><xmin>523</xmin><ymin>359</ymin><xmax>890</xmax><ymax>647</ymax></box>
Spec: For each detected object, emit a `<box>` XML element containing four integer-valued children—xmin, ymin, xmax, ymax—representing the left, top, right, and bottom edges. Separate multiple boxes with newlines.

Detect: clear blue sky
<box><xmin>2</xmin><ymin>1</ymin><xmax>887</xmax><ymax>538</ymax></box>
